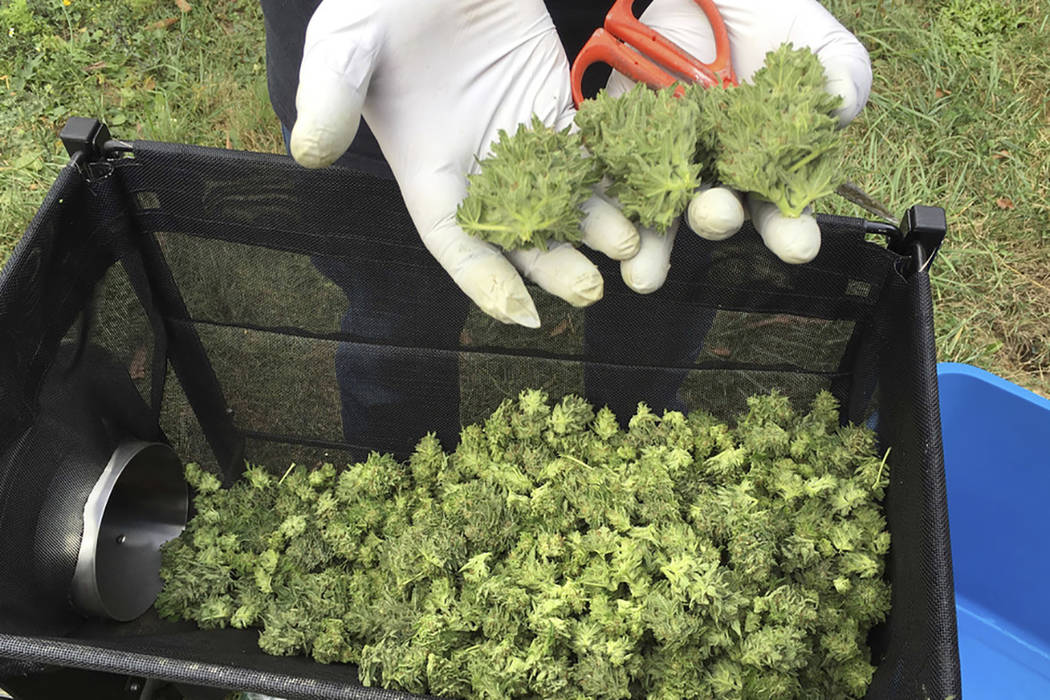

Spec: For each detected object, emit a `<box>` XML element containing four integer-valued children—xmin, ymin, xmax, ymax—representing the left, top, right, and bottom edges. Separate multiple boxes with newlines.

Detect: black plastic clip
<box><xmin>864</xmin><ymin>205</ymin><xmax>947</xmax><ymax>276</ymax></box>
<box><xmin>59</xmin><ymin>117</ymin><xmax>133</xmax><ymax>178</ymax></box>
<box><xmin>890</xmin><ymin>205</ymin><xmax>947</xmax><ymax>275</ymax></box>
<box><xmin>60</xmin><ymin>117</ymin><xmax>112</xmax><ymax>162</ymax></box>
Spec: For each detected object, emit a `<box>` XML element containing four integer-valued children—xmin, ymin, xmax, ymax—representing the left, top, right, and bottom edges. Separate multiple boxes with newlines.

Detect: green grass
<box><xmin>2</xmin><ymin>0</ymin><xmax>1048</xmax><ymax>397</ymax></box>
<box><xmin>821</xmin><ymin>0</ymin><xmax>1050</xmax><ymax>395</ymax></box>
<box><xmin>0</xmin><ymin>0</ymin><xmax>282</xmax><ymax>256</ymax></box>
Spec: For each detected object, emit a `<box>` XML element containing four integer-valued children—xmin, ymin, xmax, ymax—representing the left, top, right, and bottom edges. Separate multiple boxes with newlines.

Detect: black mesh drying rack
<box><xmin>0</xmin><ymin>118</ymin><xmax>959</xmax><ymax>699</ymax></box>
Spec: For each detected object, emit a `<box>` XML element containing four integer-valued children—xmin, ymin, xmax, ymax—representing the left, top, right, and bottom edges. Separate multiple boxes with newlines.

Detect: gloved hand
<box><xmin>608</xmin><ymin>0</ymin><xmax>873</xmax><ymax>291</ymax></box>
<box><xmin>289</xmin><ymin>0</ymin><xmax>643</xmax><ymax>328</ymax></box>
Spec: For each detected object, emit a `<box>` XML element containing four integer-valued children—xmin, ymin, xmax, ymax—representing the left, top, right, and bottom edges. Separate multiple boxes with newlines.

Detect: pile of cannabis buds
<box><xmin>157</xmin><ymin>390</ymin><xmax>891</xmax><ymax>699</ymax></box>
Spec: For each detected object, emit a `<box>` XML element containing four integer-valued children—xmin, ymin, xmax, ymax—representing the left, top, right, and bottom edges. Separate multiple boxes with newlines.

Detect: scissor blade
<box><xmin>835</xmin><ymin>182</ymin><xmax>897</xmax><ymax>225</ymax></box>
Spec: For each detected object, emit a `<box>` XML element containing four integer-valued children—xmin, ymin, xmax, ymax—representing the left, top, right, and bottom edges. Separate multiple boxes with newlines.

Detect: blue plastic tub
<box><xmin>938</xmin><ymin>362</ymin><xmax>1050</xmax><ymax>698</ymax></box>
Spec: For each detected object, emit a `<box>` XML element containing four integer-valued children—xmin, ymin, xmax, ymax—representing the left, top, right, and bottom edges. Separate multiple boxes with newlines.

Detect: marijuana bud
<box><xmin>699</xmin><ymin>43</ymin><xmax>845</xmax><ymax>217</ymax></box>
<box><xmin>185</xmin><ymin>462</ymin><xmax>220</xmax><ymax>494</ymax></box>
<box><xmin>456</xmin><ymin>115</ymin><xmax>600</xmax><ymax>251</ymax></box>
<box><xmin>576</xmin><ymin>82</ymin><xmax>705</xmax><ymax>233</ymax></box>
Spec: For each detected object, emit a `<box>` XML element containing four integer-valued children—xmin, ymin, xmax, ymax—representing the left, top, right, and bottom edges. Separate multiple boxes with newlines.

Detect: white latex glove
<box><xmin>608</xmin><ymin>0</ymin><xmax>872</xmax><ymax>290</ymax></box>
<box><xmin>289</xmin><ymin>0</ymin><xmax>642</xmax><ymax>328</ymax></box>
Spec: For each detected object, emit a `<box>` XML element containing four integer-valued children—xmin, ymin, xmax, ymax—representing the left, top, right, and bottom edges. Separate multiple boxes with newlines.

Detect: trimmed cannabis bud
<box><xmin>698</xmin><ymin>43</ymin><xmax>845</xmax><ymax>217</ymax></box>
<box><xmin>157</xmin><ymin>389</ymin><xmax>891</xmax><ymax>699</ymax></box>
<box><xmin>456</xmin><ymin>115</ymin><xmax>600</xmax><ymax>251</ymax></box>
<box><xmin>576</xmin><ymin>82</ymin><xmax>707</xmax><ymax>233</ymax></box>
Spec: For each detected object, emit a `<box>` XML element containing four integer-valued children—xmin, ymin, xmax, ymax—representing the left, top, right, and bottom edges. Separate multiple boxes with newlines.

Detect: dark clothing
<box><xmin>259</xmin><ymin>1</ymin><xmax>649</xmax><ymax>172</ymax></box>
<box><xmin>312</xmin><ymin>250</ymin><xmax>471</xmax><ymax>453</ymax></box>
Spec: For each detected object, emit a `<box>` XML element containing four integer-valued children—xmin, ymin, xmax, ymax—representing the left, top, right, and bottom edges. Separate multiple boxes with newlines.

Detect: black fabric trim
<box><xmin>179</xmin><ymin>316</ymin><xmax>857</xmax><ymax>376</ymax></box>
<box><xmin>0</xmin><ymin>635</ymin><xmax>436</xmax><ymax>700</ymax></box>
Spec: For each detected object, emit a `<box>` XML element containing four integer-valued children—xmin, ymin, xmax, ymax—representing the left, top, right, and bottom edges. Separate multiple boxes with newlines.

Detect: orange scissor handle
<box><xmin>570</xmin><ymin>0</ymin><xmax>738</xmax><ymax>108</ymax></box>
<box><xmin>570</xmin><ymin>28</ymin><xmax>696</xmax><ymax>106</ymax></box>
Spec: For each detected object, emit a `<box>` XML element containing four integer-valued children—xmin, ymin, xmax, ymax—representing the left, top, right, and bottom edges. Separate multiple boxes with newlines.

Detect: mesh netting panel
<box><xmin>159</xmin><ymin>362</ymin><xmax>218</xmax><ymax>476</ymax></box>
<box><xmin>87</xmin><ymin>262</ymin><xmax>158</xmax><ymax>412</ymax></box>
<box><xmin>865</xmin><ymin>269</ymin><xmax>959</xmax><ymax>698</ymax></box>
<box><xmin>0</xmin><ymin>140</ymin><xmax>960</xmax><ymax>698</ymax></box>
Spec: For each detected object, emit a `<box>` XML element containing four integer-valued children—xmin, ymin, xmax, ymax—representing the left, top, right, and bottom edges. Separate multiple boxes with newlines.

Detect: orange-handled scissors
<box><xmin>570</xmin><ymin>0</ymin><xmax>738</xmax><ymax>108</ymax></box>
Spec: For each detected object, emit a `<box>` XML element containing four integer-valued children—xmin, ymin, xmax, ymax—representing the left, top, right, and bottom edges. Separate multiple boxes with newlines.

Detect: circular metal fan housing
<box><xmin>70</xmin><ymin>441</ymin><xmax>188</xmax><ymax>621</ymax></box>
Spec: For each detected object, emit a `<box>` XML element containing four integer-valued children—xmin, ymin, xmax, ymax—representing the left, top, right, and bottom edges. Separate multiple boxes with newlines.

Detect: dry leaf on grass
<box><xmin>996</xmin><ymin>197</ymin><xmax>1015</xmax><ymax>210</ymax></box>
<box><xmin>148</xmin><ymin>17</ymin><xmax>179</xmax><ymax>30</ymax></box>
<box><xmin>175</xmin><ymin>0</ymin><xmax>192</xmax><ymax>13</ymax></box>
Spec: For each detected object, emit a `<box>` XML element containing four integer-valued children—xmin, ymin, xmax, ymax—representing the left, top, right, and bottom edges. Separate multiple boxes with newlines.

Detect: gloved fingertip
<box><xmin>619</xmin><ymin>221</ymin><xmax>676</xmax><ymax>294</ymax></box>
<box><xmin>757</xmin><ymin>213</ymin><xmax>821</xmax><ymax>264</ymax></box>
<box><xmin>621</xmin><ymin>272</ymin><xmax>666</xmax><ymax>295</ymax></box>
<box><xmin>569</xmin><ymin>269</ymin><xmax>605</xmax><ymax>307</ymax></box>
<box><xmin>748</xmin><ymin>197</ymin><xmax>821</xmax><ymax>264</ymax></box>
<box><xmin>620</xmin><ymin>261</ymin><xmax>669</xmax><ymax>295</ymax></box>
<box><xmin>504</xmin><ymin>245</ymin><xmax>603</xmax><ymax>311</ymax></box>
<box><xmin>580</xmin><ymin>197</ymin><xmax>641</xmax><ymax>260</ymax></box>
<box><xmin>513</xmin><ymin>311</ymin><xmax>543</xmax><ymax>329</ymax></box>
<box><xmin>289</xmin><ymin>111</ymin><xmax>361</xmax><ymax>169</ymax></box>
<box><xmin>290</xmin><ymin>61</ymin><xmax>368</xmax><ymax>168</ymax></box>
<box><xmin>687</xmin><ymin>188</ymin><xmax>745</xmax><ymax>241</ymax></box>
<box><xmin>442</xmin><ymin>242</ymin><xmax>542</xmax><ymax>328</ymax></box>
<box><xmin>498</xmin><ymin>293</ymin><xmax>542</xmax><ymax>328</ymax></box>
<box><xmin>289</xmin><ymin>132</ymin><xmax>332</xmax><ymax>170</ymax></box>
<box><xmin>776</xmin><ymin>237</ymin><xmax>821</xmax><ymax>264</ymax></box>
